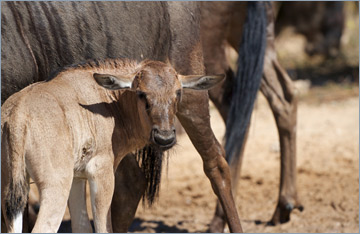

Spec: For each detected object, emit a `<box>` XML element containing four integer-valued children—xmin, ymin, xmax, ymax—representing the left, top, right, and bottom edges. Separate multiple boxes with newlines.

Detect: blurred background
<box><xmin>223</xmin><ymin>1</ymin><xmax>359</xmax><ymax>104</ymax></box>
<box><xmin>274</xmin><ymin>1</ymin><xmax>359</xmax><ymax>103</ymax></box>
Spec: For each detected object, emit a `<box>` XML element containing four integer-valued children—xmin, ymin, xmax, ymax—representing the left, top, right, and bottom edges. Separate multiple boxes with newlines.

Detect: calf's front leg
<box><xmin>68</xmin><ymin>178</ymin><xmax>93</xmax><ymax>233</ymax></box>
<box><xmin>177</xmin><ymin>90</ymin><xmax>242</xmax><ymax>233</ymax></box>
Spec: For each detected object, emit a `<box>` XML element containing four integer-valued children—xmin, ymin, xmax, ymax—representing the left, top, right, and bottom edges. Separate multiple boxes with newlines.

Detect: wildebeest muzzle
<box><xmin>151</xmin><ymin>127</ymin><xmax>176</xmax><ymax>150</ymax></box>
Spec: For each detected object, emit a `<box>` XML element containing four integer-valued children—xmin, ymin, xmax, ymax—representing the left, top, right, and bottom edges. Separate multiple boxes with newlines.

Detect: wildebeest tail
<box><xmin>225</xmin><ymin>2</ymin><xmax>267</xmax><ymax>164</ymax></box>
<box><xmin>135</xmin><ymin>145</ymin><xmax>165</xmax><ymax>206</ymax></box>
<box><xmin>1</xmin><ymin>122</ymin><xmax>29</xmax><ymax>232</ymax></box>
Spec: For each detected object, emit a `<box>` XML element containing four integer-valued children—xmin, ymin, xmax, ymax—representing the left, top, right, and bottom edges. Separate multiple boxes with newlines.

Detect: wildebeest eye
<box><xmin>136</xmin><ymin>72</ymin><xmax>142</xmax><ymax>80</ymax></box>
<box><xmin>176</xmin><ymin>90</ymin><xmax>181</xmax><ymax>101</ymax></box>
<box><xmin>136</xmin><ymin>91</ymin><xmax>146</xmax><ymax>100</ymax></box>
<box><xmin>137</xmin><ymin>91</ymin><xmax>150</xmax><ymax>110</ymax></box>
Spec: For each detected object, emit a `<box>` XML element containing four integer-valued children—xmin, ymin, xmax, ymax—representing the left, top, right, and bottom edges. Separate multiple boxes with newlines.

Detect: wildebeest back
<box><xmin>1</xmin><ymin>1</ymin><xmax>171</xmax><ymax>103</ymax></box>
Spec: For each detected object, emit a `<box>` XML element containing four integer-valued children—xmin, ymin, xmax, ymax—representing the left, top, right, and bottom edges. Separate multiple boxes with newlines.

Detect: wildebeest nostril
<box><xmin>154</xmin><ymin>135</ymin><xmax>175</xmax><ymax>146</ymax></box>
<box><xmin>153</xmin><ymin>129</ymin><xmax>176</xmax><ymax>147</ymax></box>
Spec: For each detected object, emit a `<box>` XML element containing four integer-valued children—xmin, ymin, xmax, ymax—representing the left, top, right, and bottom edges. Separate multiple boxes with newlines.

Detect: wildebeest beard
<box><xmin>135</xmin><ymin>145</ymin><xmax>169</xmax><ymax>206</ymax></box>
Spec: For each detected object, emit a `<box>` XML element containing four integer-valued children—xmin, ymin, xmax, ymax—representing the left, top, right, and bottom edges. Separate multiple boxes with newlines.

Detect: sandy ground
<box><xmin>122</xmin><ymin>90</ymin><xmax>358</xmax><ymax>233</ymax></box>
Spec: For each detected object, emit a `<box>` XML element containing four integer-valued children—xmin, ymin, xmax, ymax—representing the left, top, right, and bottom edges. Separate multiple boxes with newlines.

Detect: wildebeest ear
<box><xmin>93</xmin><ymin>73</ymin><xmax>134</xmax><ymax>90</ymax></box>
<box><xmin>179</xmin><ymin>74</ymin><xmax>225</xmax><ymax>90</ymax></box>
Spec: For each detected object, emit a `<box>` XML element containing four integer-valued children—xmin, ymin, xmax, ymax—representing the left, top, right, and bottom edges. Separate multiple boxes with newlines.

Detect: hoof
<box><xmin>269</xmin><ymin>199</ymin><xmax>304</xmax><ymax>225</ymax></box>
<box><xmin>297</xmin><ymin>203</ymin><xmax>304</xmax><ymax>212</ymax></box>
<box><xmin>285</xmin><ymin>203</ymin><xmax>294</xmax><ymax>211</ymax></box>
<box><xmin>208</xmin><ymin>215</ymin><xmax>226</xmax><ymax>233</ymax></box>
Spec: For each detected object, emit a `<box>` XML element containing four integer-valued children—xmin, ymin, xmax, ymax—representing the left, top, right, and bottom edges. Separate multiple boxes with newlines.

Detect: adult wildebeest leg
<box><xmin>177</xmin><ymin>90</ymin><xmax>242</xmax><ymax>233</ymax></box>
<box><xmin>260</xmin><ymin>55</ymin><xmax>303</xmax><ymax>225</ymax></box>
<box><xmin>260</xmin><ymin>3</ymin><xmax>303</xmax><ymax>224</ymax></box>
<box><xmin>209</xmin><ymin>55</ymin><xmax>303</xmax><ymax>228</ymax></box>
<box><xmin>208</xmin><ymin>68</ymin><xmax>249</xmax><ymax>233</ymax></box>
<box><xmin>168</xmin><ymin>3</ymin><xmax>242</xmax><ymax>231</ymax></box>
<box><xmin>1</xmin><ymin>213</ymin><xmax>7</xmax><ymax>233</ymax></box>
<box><xmin>208</xmin><ymin>69</ymin><xmax>252</xmax><ymax>233</ymax></box>
<box><xmin>111</xmin><ymin>154</ymin><xmax>146</xmax><ymax>232</ymax></box>
<box><xmin>68</xmin><ymin>178</ymin><xmax>93</xmax><ymax>233</ymax></box>
<box><xmin>207</xmin><ymin>2</ymin><xmax>302</xmax><ymax>230</ymax></box>
<box><xmin>201</xmin><ymin>3</ymin><xmax>247</xmax><ymax>231</ymax></box>
<box><xmin>203</xmin><ymin>2</ymin><xmax>267</xmax><ymax>232</ymax></box>
<box><xmin>208</xmin><ymin>54</ymin><xmax>302</xmax><ymax>230</ymax></box>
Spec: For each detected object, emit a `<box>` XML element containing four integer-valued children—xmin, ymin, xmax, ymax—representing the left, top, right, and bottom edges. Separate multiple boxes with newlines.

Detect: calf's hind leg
<box><xmin>31</xmin><ymin>180</ymin><xmax>72</xmax><ymax>233</ymax></box>
<box><xmin>28</xmin><ymin>147</ymin><xmax>73</xmax><ymax>232</ymax></box>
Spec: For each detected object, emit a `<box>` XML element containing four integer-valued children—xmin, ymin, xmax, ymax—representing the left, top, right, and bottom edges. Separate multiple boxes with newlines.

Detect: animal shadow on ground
<box><xmin>129</xmin><ymin>218</ymin><xmax>190</xmax><ymax>233</ymax></box>
<box><xmin>58</xmin><ymin>218</ymin><xmax>190</xmax><ymax>233</ymax></box>
<box><xmin>57</xmin><ymin>220</ymin><xmax>86</xmax><ymax>233</ymax></box>
<box><xmin>287</xmin><ymin>64</ymin><xmax>358</xmax><ymax>86</ymax></box>
<box><xmin>242</xmin><ymin>219</ymin><xmax>274</xmax><ymax>227</ymax></box>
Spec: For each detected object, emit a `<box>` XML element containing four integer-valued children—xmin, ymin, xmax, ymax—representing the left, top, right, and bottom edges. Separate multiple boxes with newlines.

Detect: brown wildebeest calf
<box><xmin>1</xmin><ymin>58</ymin><xmax>226</xmax><ymax>233</ymax></box>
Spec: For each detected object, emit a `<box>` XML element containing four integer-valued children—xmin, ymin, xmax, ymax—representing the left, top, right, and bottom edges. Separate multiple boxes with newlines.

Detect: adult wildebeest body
<box><xmin>1</xmin><ymin>58</ymin><xmax>224</xmax><ymax>233</ymax></box>
<box><xmin>1</xmin><ymin>1</ymin><xmax>246</xmax><ymax>233</ymax></box>
<box><xmin>1</xmin><ymin>1</ymin><xmax>171</xmax><ymax>104</ymax></box>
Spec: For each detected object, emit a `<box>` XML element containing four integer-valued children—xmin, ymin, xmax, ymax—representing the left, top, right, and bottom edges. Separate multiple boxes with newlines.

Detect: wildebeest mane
<box><xmin>46</xmin><ymin>57</ymin><xmax>136</xmax><ymax>81</ymax></box>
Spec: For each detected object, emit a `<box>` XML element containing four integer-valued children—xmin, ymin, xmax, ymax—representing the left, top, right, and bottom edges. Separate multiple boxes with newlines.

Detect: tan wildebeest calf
<box><xmin>1</xmin><ymin>58</ymin><xmax>225</xmax><ymax>233</ymax></box>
